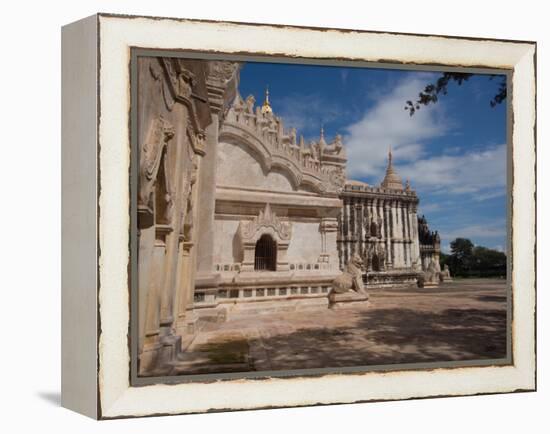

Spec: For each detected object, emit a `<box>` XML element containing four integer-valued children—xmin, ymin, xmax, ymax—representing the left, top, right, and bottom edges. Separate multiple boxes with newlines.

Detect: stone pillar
<box><xmin>342</xmin><ymin>201</ymin><xmax>347</xmax><ymax>266</ymax></box>
<box><xmin>345</xmin><ymin>201</ymin><xmax>352</xmax><ymax>264</ymax></box>
<box><xmin>402</xmin><ymin>203</ymin><xmax>408</xmax><ymax>267</ymax></box>
<box><xmin>321</xmin><ymin>217</ymin><xmax>339</xmax><ymax>270</ymax></box>
<box><xmin>140</xmin><ymin>231</ymin><xmax>168</xmax><ymax>368</ymax></box>
<box><xmin>357</xmin><ymin>201</ymin><xmax>364</xmax><ymax>258</ymax></box>
<box><xmin>137</xmin><ymin>226</ymin><xmax>155</xmax><ymax>357</ymax></box>
<box><xmin>396</xmin><ymin>202</ymin><xmax>404</xmax><ymax>268</ymax></box>
<box><xmin>158</xmin><ymin>227</ymin><xmax>177</xmax><ymax>332</ymax></box>
<box><xmin>401</xmin><ymin>203</ymin><xmax>409</xmax><ymax>267</ymax></box>
<box><xmin>159</xmin><ymin>114</ymin><xmax>189</xmax><ymax>337</ymax></box>
<box><xmin>349</xmin><ymin>199</ymin><xmax>356</xmax><ymax>254</ymax></box>
<box><xmin>174</xmin><ymin>240</ymin><xmax>194</xmax><ymax>337</ymax></box>
<box><xmin>390</xmin><ymin>201</ymin><xmax>397</xmax><ymax>267</ymax></box>
<box><xmin>195</xmin><ymin>113</ymin><xmax>220</xmax><ymax>279</ymax></box>
<box><xmin>404</xmin><ymin>207</ymin><xmax>409</xmax><ymax>267</ymax></box>
<box><xmin>174</xmin><ymin>154</ymin><xmax>201</xmax><ymax>336</ymax></box>
<box><xmin>407</xmin><ymin>203</ymin><xmax>415</xmax><ymax>269</ymax></box>
<box><xmin>337</xmin><ymin>208</ymin><xmax>343</xmax><ymax>270</ymax></box>
<box><xmin>383</xmin><ymin>200</ymin><xmax>392</xmax><ymax>268</ymax></box>
<box><xmin>409</xmin><ymin>203</ymin><xmax>421</xmax><ymax>271</ymax></box>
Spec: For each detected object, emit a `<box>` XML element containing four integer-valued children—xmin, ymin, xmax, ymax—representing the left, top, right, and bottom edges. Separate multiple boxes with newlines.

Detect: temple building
<box><xmin>135</xmin><ymin>58</ymin><xmax>443</xmax><ymax>375</ymax></box>
<box><xmin>202</xmin><ymin>89</ymin><xmax>347</xmax><ymax>315</ymax></box>
<box><xmin>338</xmin><ymin>151</ymin><xmax>422</xmax><ymax>288</ymax></box>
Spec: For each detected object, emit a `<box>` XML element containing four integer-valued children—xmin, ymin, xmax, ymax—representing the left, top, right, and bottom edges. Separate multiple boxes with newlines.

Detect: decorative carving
<box><xmin>207</xmin><ymin>61</ymin><xmax>240</xmax><ymax>87</ymax></box>
<box><xmin>221</xmin><ymin>93</ymin><xmax>347</xmax><ymax>195</ymax></box>
<box><xmin>150</xmin><ymin>60</ymin><xmax>176</xmax><ymax>111</ymax></box>
<box><xmin>239</xmin><ymin>203</ymin><xmax>292</xmax><ymax>242</ymax></box>
<box><xmin>322</xmin><ymin>166</ymin><xmax>346</xmax><ymax>193</ymax></box>
<box><xmin>320</xmin><ymin>217</ymin><xmax>339</xmax><ymax>233</ymax></box>
<box><xmin>181</xmin><ymin>158</ymin><xmax>199</xmax><ymax>242</ymax></box>
<box><xmin>323</xmin><ymin>134</ymin><xmax>345</xmax><ymax>156</ymax></box>
<box><xmin>362</xmin><ymin>241</ymin><xmax>386</xmax><ymax>272</ymax></box>
<box><xmin>138</xmin><ymin>116</ymin><xmax>175</xmax><ymax>216</ymax></box>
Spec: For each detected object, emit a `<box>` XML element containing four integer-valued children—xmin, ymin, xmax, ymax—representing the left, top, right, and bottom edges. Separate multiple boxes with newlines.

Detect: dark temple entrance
<box><xmin>255</xmin><ymin>234</ymin><xmax>277</xmax><ymax>271</ymax></box>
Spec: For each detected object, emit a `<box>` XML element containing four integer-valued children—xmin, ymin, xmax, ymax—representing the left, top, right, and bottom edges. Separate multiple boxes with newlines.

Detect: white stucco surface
<box><xmin>217</xmin><ymin>141</ymin><xmax>297</xmax><ymax>192</ymax></box>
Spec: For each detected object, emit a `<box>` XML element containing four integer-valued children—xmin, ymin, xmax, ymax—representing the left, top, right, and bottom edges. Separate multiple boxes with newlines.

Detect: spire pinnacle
<box><xmin>381</xmin><ymin>145</ymin><xmax>404</xmax><ymax>190</ymax></box>
<box><xmin>261</xmin><ymin>85</ymin><xmax>272</xmax><ymax>114</ymax></box>
<box><xmin>319</xmin><ymin>123</ymin><xmax>327</xmax><ymax>146</ymax></box>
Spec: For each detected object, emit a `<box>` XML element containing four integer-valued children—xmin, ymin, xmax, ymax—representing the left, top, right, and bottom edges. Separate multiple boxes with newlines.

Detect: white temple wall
<box><xmin>212</xmin><ymin>219</ymin><xmax>241</xmax><ymax>266</ymax></box>
<box><xmin>213</xmin><ymin>217</ymin><xmax>330</xmax><ymax>272</ymax></box>
<box><xmin>217</xmin><ymin>141</ymin><xmax>298</xmax><ymax>192</ymax></box>
<box><xmin>287</xmin><ymin>221</ymin><xmax>324</xmax><ymax>265</ymax></box>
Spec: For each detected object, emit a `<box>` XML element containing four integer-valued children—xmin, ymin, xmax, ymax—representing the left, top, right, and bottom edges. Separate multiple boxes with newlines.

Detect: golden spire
<box><xmin>261</xmin><ymin>86</ymin><xmax>272</xmax><ymax>114</ymax></box>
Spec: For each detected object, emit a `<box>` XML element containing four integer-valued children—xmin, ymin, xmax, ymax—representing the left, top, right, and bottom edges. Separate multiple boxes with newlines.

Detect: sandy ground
<box><xmin>168</xmin><ymin>278</ymin><xmax>508</xmax><ymax>375</ymax></box>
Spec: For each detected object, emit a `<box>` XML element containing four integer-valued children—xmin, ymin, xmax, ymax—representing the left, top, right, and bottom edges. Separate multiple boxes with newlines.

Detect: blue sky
<box><xmin>238</xmin><ymin>61</ymin><xmax>508</xmax><ymax>253</ymax></box>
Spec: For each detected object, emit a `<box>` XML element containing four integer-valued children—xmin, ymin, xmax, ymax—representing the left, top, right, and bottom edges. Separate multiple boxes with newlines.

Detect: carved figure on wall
<box><xmin>289</xmin><ymin>127</ymin><xmax>297</xmax><ymax>145</ymax></box>
<box><xmin>332</xmin><ymin>253</ymin><xmax>367</xmax><ymax>295</ymax></box>
<box><xmin>245</xmin><ymin>95</ymin><xmax>255</xmax><ymax>113</ymax></box>
<box><xmin>323</xmin><ymin>133</ymin><xmax>344</xmax><ymax>156</ymax></box>
<box><xmin>138</xmin><ymin>116</ymin><xmax>175</xmax><ymax>219</ymax></box>
<box><xmin>363</xmin><ymin>218</ymin><xmax>370</xmax><ymax>239</ymax></box>
<box><xmin>370</xmin><ymin>217</ymin><xmax>378</xmax><ymax>238</ymax></box>
<box><xmin>181</xmin><ymin>159</ymin><xmax>198</xmax><ymax>241</ymax></box>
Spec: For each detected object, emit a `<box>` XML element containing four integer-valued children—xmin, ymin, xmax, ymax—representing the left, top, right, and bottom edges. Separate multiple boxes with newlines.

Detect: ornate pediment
<box><xmin>220</xmin><ymin>90</ymin><xmax>347</xmax><ymax>196</ymax></box>
<box><xmin>239</xmin><ymin>203</ymin><xmax>292</xmax><ymax>243</ymax></box>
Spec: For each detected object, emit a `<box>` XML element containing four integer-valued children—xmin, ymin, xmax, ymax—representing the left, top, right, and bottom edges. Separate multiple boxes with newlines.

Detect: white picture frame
<box><xmin>61</xmin><ymin>13</ymin><xmax>536</xmax><ymax>419</ymax></box>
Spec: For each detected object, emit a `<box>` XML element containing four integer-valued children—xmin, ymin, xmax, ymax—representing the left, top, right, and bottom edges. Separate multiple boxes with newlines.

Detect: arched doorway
<box><xmin>255</xmin><ymin>234</ymin><xmax>277</xmax><ymax>271</ymax></box>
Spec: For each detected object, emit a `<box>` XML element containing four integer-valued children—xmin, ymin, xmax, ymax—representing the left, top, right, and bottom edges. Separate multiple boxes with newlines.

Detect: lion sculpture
<box><xmin>424</xmin><ymin>259</ymin><xmax>441</xmax><ymax>285</ymax></box>
<box><xmin>332</xmin><ymin>253</ymin><xmax>367</xmax><ymax>295</ymax></box>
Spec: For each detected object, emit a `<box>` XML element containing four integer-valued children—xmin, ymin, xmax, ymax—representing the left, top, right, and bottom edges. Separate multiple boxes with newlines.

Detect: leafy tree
<box><xmin>439</xmin><ymin>251</ymin><xmax>449</xmax><ymax>270</ymax></box>
<box><xmin>448</xmin><ymin>237</ymin><xmax>474</xmax><ymax>276</ymax></box>
<box><xmin>404</xmin><ymin>72</ymin><xmax>507</xmax><ymax>116</ymax></box>
<box><xmin>472</xmin><ymin>246</ymin><xmax>507</xmax><ymax>277</ymax></box>
<box><xmin>446</xmin><ymin>237</ymin><xmax>506</xmax><ymax>278</ymax></box>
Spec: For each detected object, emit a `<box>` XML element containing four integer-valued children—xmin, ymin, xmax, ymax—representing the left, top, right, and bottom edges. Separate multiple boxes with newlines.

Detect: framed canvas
<box><xmin>61</xmin><ymin>13</ymin><xmax>536</xmax><ymax>419</ymax></box>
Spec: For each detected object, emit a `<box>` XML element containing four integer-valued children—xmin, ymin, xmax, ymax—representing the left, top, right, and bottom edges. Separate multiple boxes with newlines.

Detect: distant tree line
<box><xmin>439</xmin><ymin>238</ymin><xmax>507</xmax><ymax>278</ymax></box>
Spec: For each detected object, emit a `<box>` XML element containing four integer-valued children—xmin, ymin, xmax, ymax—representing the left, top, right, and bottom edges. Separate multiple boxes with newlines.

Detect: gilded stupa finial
<box><xmin>261</xmin><ymin>86</ymin><xmax>272</xmax><ymax>114</ymax></box>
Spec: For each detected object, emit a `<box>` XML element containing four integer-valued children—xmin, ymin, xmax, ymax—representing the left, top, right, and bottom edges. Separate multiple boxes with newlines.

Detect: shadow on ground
<box><xmin>195</xmin><ymin>306</ymin><xmax>507</xmax><ymax>372</ymax></box>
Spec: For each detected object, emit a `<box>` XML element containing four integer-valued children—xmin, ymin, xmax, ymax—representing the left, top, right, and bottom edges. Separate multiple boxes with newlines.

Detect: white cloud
<box><xmin>441</xmin><ymin>220</ymin><xmax>507</xmax><ymax>240</ymax></box>
<box><xmin>399</xmin><ymin>144</ymin><xmax>506</xmax><ymax>195</ymax></box>
<box><xmin>342</xmin><ymin>75</ymin><xmax>506</xmax><ymax>199</ymax></box>
<box><xmin>439</xmin><ymin>220</ymin><xmax>507</xmax><ymax>253</ymax></box>
<box><xmin>417</xmin><ymin>203</ymin><xmax>441</xmax><ymax>214</ymax></box>
<box><xmin>344</xmin><ymin>75</ymin><xmax>449</xmax><ymax>180</ymax></box>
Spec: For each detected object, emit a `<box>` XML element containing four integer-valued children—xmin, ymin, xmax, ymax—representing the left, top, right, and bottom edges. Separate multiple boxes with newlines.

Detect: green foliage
<box><xmin>441</xmin><ymin>238</ymin><xmax>506</xmax><ymax>278</ymax></box>
<box><xmin>439</xmin><ymin>252</ymin><xmax>448</xmax><ymax>270</ymax></box>
<box><xmin>404</xmin><ymin>72</ymin><xmax>507</xmax><ymax>116</ymax></box>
